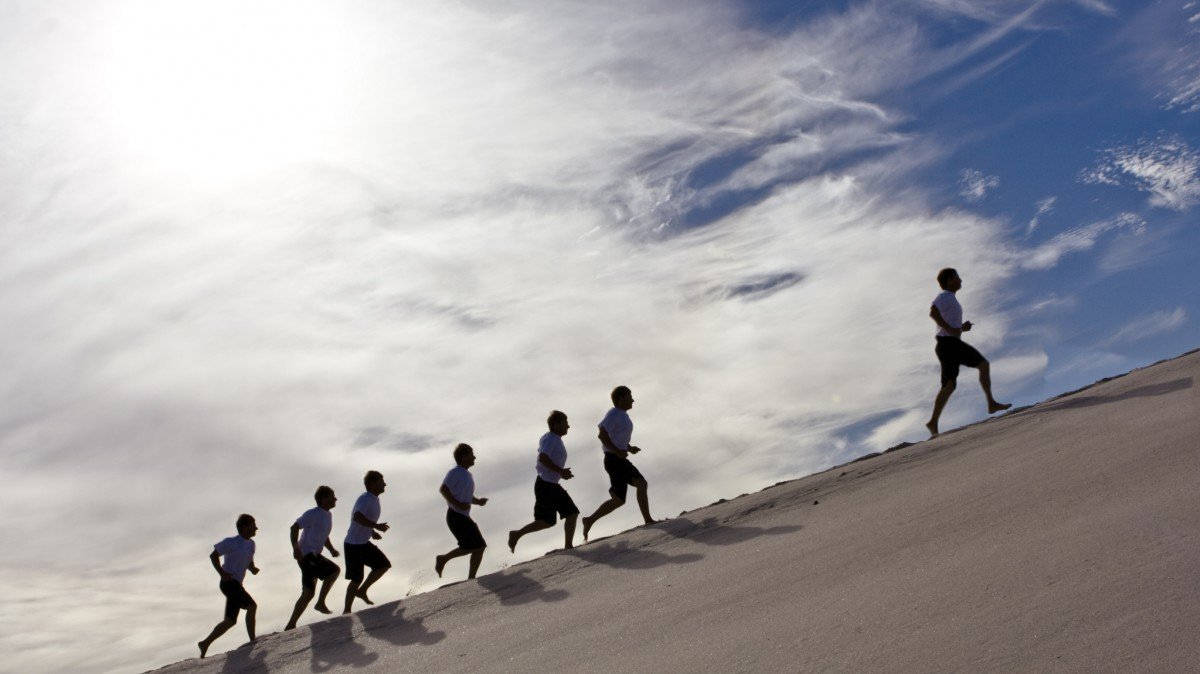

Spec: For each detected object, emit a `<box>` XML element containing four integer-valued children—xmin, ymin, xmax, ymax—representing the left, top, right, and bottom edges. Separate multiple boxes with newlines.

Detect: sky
<box><xmin>0</xmin><ymin>0</ymin><xmax>1197</xmax><ymax>671</ymax></box>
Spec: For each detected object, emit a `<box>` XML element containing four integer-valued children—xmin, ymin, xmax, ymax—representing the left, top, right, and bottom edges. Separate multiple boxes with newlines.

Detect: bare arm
<box><xmin>290</xmin><ymin>523</ymin><xmax>302</xmax><ymax>559</ymax></box>
<box><xmin>538</xmin><ymin>452</ymin><xmax>574</xmax><ymax>479</ymax></box>
<box><xmin>598</xmin><ymin>427</ymin><xmax>630</xmax><ymax>457</ymax></box>
<box><xmin>930</xmin><ymin>305</ymin><xmax>965</xmax><ymax>336</ymax></box>
<box><xmin>324</xmin><ymin>538</ymin><xmax>339</xmax><ymax>557</ymax></box>
<box><xmin>209</xmin><ymin>550</ymin><xmax>230</xmax><ymax>580</ymax></box>
<box><xmin>440</xmin><ymin>484</ymin><xmax>471</xmax><ymax>511</ymax></box>
<box><xmin>352</xmin><ymin>510</ymin><xmax>389</xmax><ymax>532</ymax></box>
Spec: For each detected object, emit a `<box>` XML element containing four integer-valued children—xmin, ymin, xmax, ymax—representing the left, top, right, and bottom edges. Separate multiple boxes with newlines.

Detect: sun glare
<box><xmin>97</xmin><ymin>1</ymin><xmax>356</xmax><ymax>187</ymax></box>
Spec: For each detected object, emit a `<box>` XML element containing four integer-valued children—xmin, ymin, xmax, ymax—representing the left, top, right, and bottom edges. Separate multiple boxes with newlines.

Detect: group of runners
<box><xmin>197</xmin><ymin>267</ymin><xmax>1009</xmax><ymax>659</ymax></box>
<box><xmin>198</xmin><ymin>386</ymin><xmax>657</xmax><ymax>658</ymax></box>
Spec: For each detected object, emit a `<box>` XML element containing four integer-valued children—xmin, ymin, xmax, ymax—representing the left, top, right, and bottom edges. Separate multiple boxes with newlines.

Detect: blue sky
<box><xmin>0</xmin><ymin>1</ymin><xmax>1197</xmax><ymax>671</ymax></box>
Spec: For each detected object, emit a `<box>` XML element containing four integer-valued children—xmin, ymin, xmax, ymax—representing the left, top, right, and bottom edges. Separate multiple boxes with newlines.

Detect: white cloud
<box><xmin>1021</xmin><ymin>212</ymin><xmax>1145</xmax><ymax>270</ymax></box>
<box><xmin>1027</xmin><ymin>195</ymin><xmax>1057</xmax><ymax>234</ymax></box>
<box><xmin>1081</xmin><ymin>135</ymin><xmax>1200</xmax><ymax>210</ymax></box>
<box><xmin>1106</xmin><ymin>307</ymin><xmax>1188</xmax><ymax>345</ymax></box>
<box><xmin>0</xmin><ymin>1</ymin><xmax>1085</xmax><ymax>671</ymax></box>
<box><xmin>959</xmin><ymin>168</ymin><xmax>1000</xmax><ymax>201</ymax></box>
<box><xmin>1119</xmin><ymin>2</ymin><xmax>1200</xmax><ymax>113</ymax></box>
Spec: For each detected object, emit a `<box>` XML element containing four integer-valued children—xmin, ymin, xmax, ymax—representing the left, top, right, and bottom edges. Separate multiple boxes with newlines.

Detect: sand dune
<box><xmin>154</xmin><ymin>349</ymin><xmax>1200</xmax><ymax>673</ymax></box>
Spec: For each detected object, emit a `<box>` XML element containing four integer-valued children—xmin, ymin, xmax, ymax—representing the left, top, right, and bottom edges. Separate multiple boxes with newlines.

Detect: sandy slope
<box><xmin>155</xmin><ymin>349</ymin><xmax>1200</xmax><ymax>673</ymax></box>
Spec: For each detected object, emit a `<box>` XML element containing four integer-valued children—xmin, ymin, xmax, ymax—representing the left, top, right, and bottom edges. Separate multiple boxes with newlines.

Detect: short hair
<box><xmin>235</xmin><ymin>513</ymin><xmax>255</xmax><ymax>529</ymax></box>
<box><xmin>314</xmin><ymin>485</ymin><xmax>334</xmax><ymax>503</ymax></box>
<box><xmin>611</xmin><ymin>386</ymin><xmax>631</xmax><ymax>404</ymax></box>
<box><xmin>547</xmin><ymin>410</ymin><xmax>567</xmax><ymax>428</ymax></box>
<box><xmin>453</xmin><ymin>443</ymin><xmax>473</xmax><ymax>462</ymax></box>
<box><xmin>364</xmin><ymin>470</ymin><xmax>383</xmax><ymax>487</ymax></box>
<box><xmin>936</xmin><ymin>268</ymin><xmax>958</xmax><ymax>289</ymax></box>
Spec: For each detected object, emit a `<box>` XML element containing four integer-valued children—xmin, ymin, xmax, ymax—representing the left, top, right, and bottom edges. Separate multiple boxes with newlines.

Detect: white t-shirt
<box><xmin>345</xmin><ymin>492</ymin><xmax>381</xmax><ymax>545</ymax></box>
<box><xmin>442</xmin><ymin>465</ymin><xmax>475</xmax><ymax>515</ymax></box>
<box><xmin>599</xmin><ymin>407</ymin><xmax>633</xmax><ymax>454</ymax></box>
<box><xmin>214</xmin><ymin>536</ymin><xmax>255</xmax><ymax>582</ymax></box>
<box><xmin>294</xmin><ymin>507</ymin><xmax>333</xmax><ymax>556</ymax></box>
<box><xmin>932</xmin><ymin>291</ymin><xmax>963</xmax><ymax>337</ymax></box>
<box><xmin>536</xmin><ymin>432</ymin><xmax>568</xmax><ymax>483</ymax></box>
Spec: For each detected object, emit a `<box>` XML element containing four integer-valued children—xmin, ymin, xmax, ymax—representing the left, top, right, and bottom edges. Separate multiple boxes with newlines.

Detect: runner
<box><xmin>435</xmin><ymin>444</ymin><xmax>489</xmax><ymax>580</ymax></box>
<box><xmin>926</xmin><ymin>267</ymin><xmax>1011</xmax><ymax>437</ymax></box>
<box><xmin>197</xmin><ymin>514</ymin><xmax>260</xmax><ymax>658</ymax></box>
<box><xmin>581</xmin><ymin>386</ymin><xmax>657</xmax><ymax>541</ymax></box>
<box><xmin>342</xmin><ymin>471</ymin><xmax>391</xmax><ymax>614</ymax></box>
<box><xmin>285</xmin><ymin>485</ymin><xmax>340</xmax><ymax>630</ymax></box>
<box><xmin>508</xmin><ymin>410</ymin><xmax>579</xmax><ymax>553</ymax></box>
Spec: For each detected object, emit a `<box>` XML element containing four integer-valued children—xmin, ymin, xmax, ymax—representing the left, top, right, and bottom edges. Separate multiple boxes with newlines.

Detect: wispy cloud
<box><xmin>1119</xmin><ymin>1</ymin><xmax>1200</xmax><ymax>112</ymax></box>
<box><xmin>1105</xmin><ymin>307</ymin><xmax>1187</xmax><ymax>345</ymax></box>
<box><xmin>1021</xmin><ymin>212</ymin><xmax>1145</xmax><ymax>269</ymax></box>
<box><xmin>0</xmin><ymin>2</ymin><xmax>1032</xmax><ymax>671</ymax></box>
<box><xmin>959</xmin><ymin>168</ymin><xmax>1000</xmax><ymax>201</ymax></box>
<box><xmin>1027</xmin><ymin>195</ymin><xmax>1057</xmax><ymax>234</ymax></box>
<box><xmin>1081</xmin><ymin>135</ymin><xmax>1200</xmax><ymax>210</ymax></box>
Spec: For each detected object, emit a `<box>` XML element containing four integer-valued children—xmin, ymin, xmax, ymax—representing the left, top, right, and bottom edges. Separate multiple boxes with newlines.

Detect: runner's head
<box><xmin>453</xmin><ymin>443</ymin><xmax>476</xmax><ymax>468</ymax></box>
<box><xmin>236</xmin><ymin>513</ymin><xmax>257</xmax><ymax>538</ymax></box>
<box><xmin>611</xmin><ymin>385</ymin><xmax>633</xmax><ymax>410</ymax></box>
<box><xmin>314</xmin><ymin>485</ymin><xmax>337</xmax><ymax>509</ymax></box>
<box><xmin>547</xmin><ymin>410</ymin><xmax>569</xmax><ymax>436</ymax></box>
<box><xmin>937</xmin><ymin>268</ymin><xmax>961</xmax><ymax>291</ymax></box>
<box><xmin>364</xmin><ymin>470</ymin><xmax>386</xmax><ymax>495</ymax></box>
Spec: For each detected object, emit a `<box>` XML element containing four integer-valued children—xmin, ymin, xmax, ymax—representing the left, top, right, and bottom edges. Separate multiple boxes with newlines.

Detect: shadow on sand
<box><xmin>655</xmin><ymin>517</ymin><xmax>803</xmax><ymax>546</ymax></box>
<box><xmin>1038</xmin><ymin>377</ymin><xmax>1192</xmax><ymax>412</ymax></box>
<box><xmin>308</xmin><ymin>615</ymin><xmax>378</xmax><ymax>672</ymax></box>
<box><xmin>219</xmin><ymin>642</ymin><xmax>268</xmax><ymax>674</ymax></box>
<box><xmin>475</xmin><ymin>566</ymin><xmax>570</xmax><ymax>605</ymax></box>
<box><xmin>568</xmin><ymin>539</ymin><xmax>704</xmax><ymax>570</ymax></box>
<box><xmin>359</xmin><ymin>602</ymin><xmax>447</xmax><ymax>648</ymax></box>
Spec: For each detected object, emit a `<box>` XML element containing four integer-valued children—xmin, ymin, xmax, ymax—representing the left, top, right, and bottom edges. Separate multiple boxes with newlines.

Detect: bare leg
<box><xmin>343</xmin><ymin>579</ymin><xmax>361</xmax><ymax>614</ymax></box>
<box><xmin>978</xmin><ymin>361</ymin><xmax>1011</xmax><ymax>413</ymax></box>
<box><xmin>285</xmin><ymin>588</ymin><xmax>315</xmax><ymax>630</ymax></box>
<box><xmin>435</xmin><ymin>548</ymin><xmax>473</xmax><ymax>577</ymax></box>
<box><xmin>198</xmin><ymin>619</ymin><xmax>235</xmax><ymax>658</ymax></box>
<box><xmin>634</xmin><ymin>480</ymin><xmax>656</xmax><ymax>524</ymax></box>
<box><xmin>563</xmin><ymin>514</ymin><xmax>577</xmax><ymax>549</ymax></box>
<box><xmin>314</xmin><ymin>574</ymin><xmax>337</xmax><ymax>613</ymax></box>
<box><xmin>467</xmin><ymin>549</ymin><xmax>484</xmax><ymax>579</ymax></box>
<box><xmin>244</xmin><ymin>604</ymin><xmax>256</xmax><ymax>642</ymax></box>
<box><xmin>356</xmin><ymin>567</ymin><xmax>388</xmax><ymax>605</ymax></box>
<box><xmin>508</xmin><ymin>521</ymin><xmax>553</xmax><ymax>552</ymax></box>
<box><xmin>926</xmin><ymin>381</ymin><xmax>956</xmax><ymax>436</ymax></box>
<box><xmin>582</xmin><ymin>497</ymin><xmax>624</xmax><ymax>541</ymax></box>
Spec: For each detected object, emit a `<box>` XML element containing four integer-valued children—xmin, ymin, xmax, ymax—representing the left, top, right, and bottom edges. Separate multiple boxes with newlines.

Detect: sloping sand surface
<box><xmin>155</xmin><ymin>349</ymin><xmax>1200</xmax><ymax>673</ymax></box>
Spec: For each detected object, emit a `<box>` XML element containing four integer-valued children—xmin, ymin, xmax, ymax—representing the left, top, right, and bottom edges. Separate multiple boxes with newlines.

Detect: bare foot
<box><xmin>988</xmin><ymin>401</ymin><xmax>1011</xmax><ymax>414</ymax></box>
<box><xmin>284</xmin><ymin>623</ymin><xmax>296</xmax><ymax>631</ymax></box>
<box><xmin>198</xmin><ymin>641</ymin><xmax>209</xmax><ymax>659</ymax></box>
<box><xmin>643</xmin><ymin>518</ymin><xmax>660</xmax><ymax>525</ymax></box>
<box><xmin>581</xmin><ymin>516</ymin><xmax>594</xmax><ymax>541</ymax></box>
<box><xmin>434</xmin><ymin>554</ymin><xmax>447</xmax><ymax>578</ymax></box>
<box><xmin>313</xmin><ymin>603</ymin><xmax>331</xmax><ymax>614</ymax></box>
<box><xmin>355</xmin><ymin>590</ymin><xmax>374</xmax><ymax>606</ymax></box>
<box><xmin>925</xmin><ymin>420</ymin><xmax>939</xmax><ymax>437</ymax></box>
<box><xmin>508</xmin><ymin>530</ymin><xmax>518</xmax><ymax>553</ymax></box>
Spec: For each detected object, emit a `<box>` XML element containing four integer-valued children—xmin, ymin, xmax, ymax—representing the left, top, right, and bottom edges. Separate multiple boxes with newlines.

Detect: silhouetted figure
<box><xmin>508</xmin><ymin>410</ymin><xmax>580</xmax><ymax>553</ymax></box>
<box><xmin>197</xmin><ymin>514</ymin><xmax>260</xmax><ymax>658</ymax></box>
<box><xmin>285</xmin><ymin>486</ymin><xmax>341</xmax><ymax>630</ymax></box>
<box><xmin>582</xmin><ymin>386</ymin><xmax>657</xmax><ymax>540</ymax></box>
<box><xmin>342</xmin><ymin>471</ymin><xmax>391</xmax><ymax>614</ymax></box>
<box><xmin>926</xmin><ymin>268</ymin><xmax>1011</xmax><ymax>437</ymax></box>
<box><xmin>435</xmin><ymin>443</ymin><xmax>488</xmax><ymax>579</ymax></box>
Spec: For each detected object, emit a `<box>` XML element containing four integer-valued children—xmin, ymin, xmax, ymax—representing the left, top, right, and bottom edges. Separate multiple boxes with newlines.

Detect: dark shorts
<box><xmin>344</xmin><ymin>542</ymin><xmax>391</xmax><ymax>583</ymax></box>
<box><xmin>603</xmin><ymin>451</ymin><xmax>645</xmax><ymax>502</ymax></box>
<box><xmin>298</xmin><ymin>553</ymin><xmax>340</xmax><ymax>590</ymax></box>
<box><xmin>446</xmin><ymin>509</ymin><xmax>486</xmax><ymax>550</ymax></box>
<box><xmin>935</xmin><ymin>336</ymin><xmax>986</xmax><ymax>385</ymax></box>
<box><xmin>219</xmin><ymin>579</ymin><xmax>255</xmax><ymax>621</ymax></box>
<box><xmin>533</xmin><ymin>477</ymin><xmax>579</xmax><ymax>525</ymax></box>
